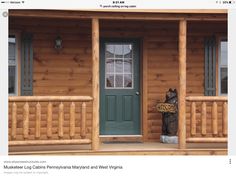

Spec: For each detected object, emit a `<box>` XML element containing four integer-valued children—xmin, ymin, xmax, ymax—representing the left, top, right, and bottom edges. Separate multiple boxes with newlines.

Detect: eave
<box><xmin>9</xmin><ymin>10</ymin><xmax>227</xmax><ymax>21</ymax></box>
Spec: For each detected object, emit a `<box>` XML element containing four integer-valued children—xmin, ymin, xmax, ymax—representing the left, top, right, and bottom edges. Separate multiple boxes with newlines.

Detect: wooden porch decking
<box><xmin>9</xmin><ymin>142</ymin><xmax>227</xmax><ymax>155</ymax></box>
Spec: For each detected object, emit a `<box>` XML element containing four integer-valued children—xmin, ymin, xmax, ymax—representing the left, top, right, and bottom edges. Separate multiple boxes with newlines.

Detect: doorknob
<box><xmin>136</xmin><ymin>92</ymin><xmax>140</xmax><ymax>95</ymax></box>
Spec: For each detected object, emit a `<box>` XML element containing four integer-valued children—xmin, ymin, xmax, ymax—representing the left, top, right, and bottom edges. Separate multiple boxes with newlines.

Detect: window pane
<box><xmin>124</xmin><ymin>59</ymin><xmax>132</xmax><ymax>73</ymax></box>
<box><xmin>9</xmin><ymin>66</ymin><xmax>16</xmax><ymax>94</ymax></box>
<box><xmin>220</xmin><ymin>41</ymin><xmax>228</xmax><ymax>66</ymax></box>
<box><xmin>114</xmin><ymin>45</ymin><xmax>123</xmax><ymax>58</ymax></box>
<box><xmin>220</xmin><ymin>68</ymin><xmax>227</xmax><ymax>94</ymax></box>
<box><xmin>115</xmin><ymin>74</ymin><xmax>123</xmax><ymax>87</ymax></box>
<box><xmin>106</xmin><ymin>45</ymin><xmax>115</xmax><ymax>58</ymax></box>
<box><xmin>9</xmin><ymin>36</ymin><xmax>16</xmax><ymax>65</ymax></box>
<box><xmin>106</xmin><ymin>74</ymin><xmax>114</xmax><ymax>88</ymax></box>
<box><xmin>124</xmin><ymin>74</ymin><xmax>132</xmax><ymax>88</ymax></box>
<box><xmin>106</xmin><ymin>59</ymin><xmax>114</xmax><ymax>73</ymax></box>
<box><xmin>105</xmin><ymin>43</ymin><xmax>134</xmax><ymax>89</ymax></box>
<box><xmin>115</xmin><ymin>59</ymin><xmax>123</xmax><ymax>73</ymax></box>
<box><xmin>124</xmin><ymin>44</ymin><xmax>132</xmax><ymax>58</ymax></box>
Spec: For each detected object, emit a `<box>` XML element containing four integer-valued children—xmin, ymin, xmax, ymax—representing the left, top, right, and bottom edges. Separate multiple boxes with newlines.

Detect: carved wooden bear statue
<box><xmin>162</xmin><ymin>88</ymin><xmax>178</xmax><ymax>136</ymax></box>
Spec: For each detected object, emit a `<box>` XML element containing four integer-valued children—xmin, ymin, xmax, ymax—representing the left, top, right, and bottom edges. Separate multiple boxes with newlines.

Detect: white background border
<box><xmin>228</xmin><ymin>9</ymin><xmax>236</xmax><ymax>155</ymax></box>
<box><xmin>0</xmin><ymin>1</ymin><xmax>236</xmax><ymax>176</ymax></box>
<box><xmin>0</xmin><ymin>9</ymin><xmax>8</xmax><ymax>156</ymax></box>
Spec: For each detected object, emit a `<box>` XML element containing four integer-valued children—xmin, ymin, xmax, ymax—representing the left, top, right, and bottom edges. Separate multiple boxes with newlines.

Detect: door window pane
<box><xmin>106</xmin><ymin>59</ymin><xmax>114</xmax><ymax>73</ymax></box>
<box><xmin>105</xmin><ymin>43</ymin><xmax>133</xmax><ymax>89</ymax></box>
<box><xmin>115</xmin><ymin>74</ymin><xmax>123</xmax><ymax>88</ymax></box>
<box><xmin>124</xmin><ymin>74</ymin><xmax>132</xmax><ymax>88</ymax></box>
<box><xmin>106</xmin><ymin>74</ymin><xmax>114</xmax><ymax>87</ymax></box>
<box><xmin>115</xmin><ymin>59</ymin><xmax>123</xmax><ymax>73</ymax></box>
<box><xmin>124</xmin><ymin>59</ymin><xmax>132</xmax><ymax>73</ymax></box>
<box><xmin>114</xmin><ymin>45</ymin><xmax>123</xmax><ymax>58</ymax></box>
<box><xmin>124</xmin><ymin>45</ymin><xmax>132</xmax><ymax>59</ymax></box>
<box><xmin>106</xmin><ymin>45</ymin><xmax>115</xmax><ymax>58</ymax></box>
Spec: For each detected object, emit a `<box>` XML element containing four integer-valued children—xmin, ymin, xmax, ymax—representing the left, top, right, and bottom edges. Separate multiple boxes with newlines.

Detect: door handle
<box><xmin>136</xmin><ymin>92</ymin><xmax>140</xmax><ymax>95</ymax></box>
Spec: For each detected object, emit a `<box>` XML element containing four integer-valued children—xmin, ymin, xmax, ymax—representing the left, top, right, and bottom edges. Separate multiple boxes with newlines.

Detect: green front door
<box><xmin>100</xmin><ymin>39</ymin><xmax>140</xmax><ymax>135</ymax></box>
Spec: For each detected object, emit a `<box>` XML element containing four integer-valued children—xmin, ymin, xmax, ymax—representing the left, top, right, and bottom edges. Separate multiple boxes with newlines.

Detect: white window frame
<box><xmin>105</xmin><ymin>43</ymin><xmax>134</xmax><ymax>89</ymax></box>
<box><xmin>218</xmin><ymin>37</ymin><xmax>228</xmax><ymax>96</ymax></box>
<box><xmin>8</xmin><ymin>34</ymin><xmax>18</xmax><ymax>96</ymax></box>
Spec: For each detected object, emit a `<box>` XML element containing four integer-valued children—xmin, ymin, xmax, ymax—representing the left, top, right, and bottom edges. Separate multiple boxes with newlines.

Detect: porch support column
<box><xmin>178</xmin><ymin>20</ymin><xmax>187</xmax><ymax>149</ymax></box>
<box><xmin>92</xmin><ymin>18</ymin><xmax>100</xmax><ymax>151</ymax></box>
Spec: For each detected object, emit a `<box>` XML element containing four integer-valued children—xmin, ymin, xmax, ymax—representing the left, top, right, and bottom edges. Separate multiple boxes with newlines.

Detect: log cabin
<box><xmin>8</xmin><ymin>9</ymin><xmax>228</xmax><ymax>155</ymax></box>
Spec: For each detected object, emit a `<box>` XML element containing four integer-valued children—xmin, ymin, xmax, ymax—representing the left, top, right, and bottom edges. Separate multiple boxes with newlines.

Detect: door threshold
<box><xmin>100</xmin><ymin>135</ymin><xmax>142</xmax><ymax>137</ymax></box>
<box><xmin>100</xmin><ymin>135</ymin><xmax>143</xmax><ymax>143</ymax></box>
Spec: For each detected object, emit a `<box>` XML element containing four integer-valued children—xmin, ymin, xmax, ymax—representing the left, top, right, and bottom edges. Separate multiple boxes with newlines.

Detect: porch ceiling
<box><xmin>9</xmin><ymin>10</ymin><xmax>227</xmax><ymax>21</ymax></box>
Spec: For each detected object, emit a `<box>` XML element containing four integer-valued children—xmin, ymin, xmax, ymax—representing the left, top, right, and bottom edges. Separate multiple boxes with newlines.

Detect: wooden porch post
<box><xmin>178</xmin><ymin>20</ymin><xmax>187</xmax><ymax>149</ymax></box>
<box><xmin>92</xmin><ymin>18</ymin><xmax>100</xmax><ymax>150</ymax></box>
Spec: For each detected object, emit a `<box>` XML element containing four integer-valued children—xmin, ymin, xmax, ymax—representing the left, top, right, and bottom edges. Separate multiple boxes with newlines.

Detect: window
<box><xmin>204</xmin><ymin>36</ymin><xmax>216</xmax><ymax>96</ymax></box>
<box><xmin>219</xmin><ymin>39</ymin><xmax>228</xmax><ymax>95</ymax></box>
<box><xmin>9</xmin><ymin>35</ymin><xmax>17</xmax><ymax>95</ymax></box>
<box><xmin>105</xmin><ymin>43</ymin><xmax>133</xmax><ymax>89</ymax></box>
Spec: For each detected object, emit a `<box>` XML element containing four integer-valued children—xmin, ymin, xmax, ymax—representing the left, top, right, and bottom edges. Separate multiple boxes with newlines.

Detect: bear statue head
<box><xmin>165</xmin><ymin>88</ymin><xmax>178</xmax><ymax>102</ymax></box>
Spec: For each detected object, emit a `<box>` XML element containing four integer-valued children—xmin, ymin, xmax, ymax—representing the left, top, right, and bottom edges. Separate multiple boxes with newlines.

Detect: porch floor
<box><xmin>9</xmin><ymin>142</ymin><xmax>227</xmax><ymax>155</ymax></box>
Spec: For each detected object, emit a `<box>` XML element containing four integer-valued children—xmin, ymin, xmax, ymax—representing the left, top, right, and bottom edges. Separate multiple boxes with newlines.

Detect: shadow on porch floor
<box><xmin>9</xmin><ymin>142</ymin><xmax>227</xmax><ymax>155</ymax></box>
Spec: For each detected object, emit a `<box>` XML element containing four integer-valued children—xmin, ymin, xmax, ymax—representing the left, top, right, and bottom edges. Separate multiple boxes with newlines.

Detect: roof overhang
<box><xmin>9</xmin><ymin>9</ymin><xmax>227</xmax><ymax>21</ymax></box>
<box><xmin>77</xmin><ymin>9</ymin><xmax>227</xmax><ymax>14</ymax></box>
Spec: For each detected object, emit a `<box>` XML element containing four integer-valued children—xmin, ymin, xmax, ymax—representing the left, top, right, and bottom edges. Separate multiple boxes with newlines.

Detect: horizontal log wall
<box><xmin>9</xmin><ymin>17</ymin><xmax>227</xmax><ymax>142</ymax></box>
<box><xmin>145</xmin><ymin>21</ymin><xmax>227</xmax><ymax>141</ymax></box>
<box><xmin>9</xmin><ymin>18</ymin><xmax>93</xmax><ymax>143</ymax></box>
<box><xmin>100</xmin><ymin>20</ymin><xmax>227</xmax><ymax>141</ymax></box>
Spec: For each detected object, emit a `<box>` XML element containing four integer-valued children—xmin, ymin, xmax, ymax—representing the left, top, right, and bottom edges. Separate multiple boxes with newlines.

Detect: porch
<box><xmin>9</xmin><ymin>142</ymin><xmax>227</xmax><ymax>155</ymax></box>
<box><xmin>8</xmin><ymin>95</ymin><xmax>228</xmax><ymax>154</ymax></box>
<box><xmin>8</xmin><ymin>10</ymin><xmax>228</xmax><ymax>154</ymax></box>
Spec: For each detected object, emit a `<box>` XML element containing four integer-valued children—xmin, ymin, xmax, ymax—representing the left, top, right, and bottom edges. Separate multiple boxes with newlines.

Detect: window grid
<box><xmin>105</xmin><ymin>44</ymin><xmax>134</xmax><ymax>89</ymax></box>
